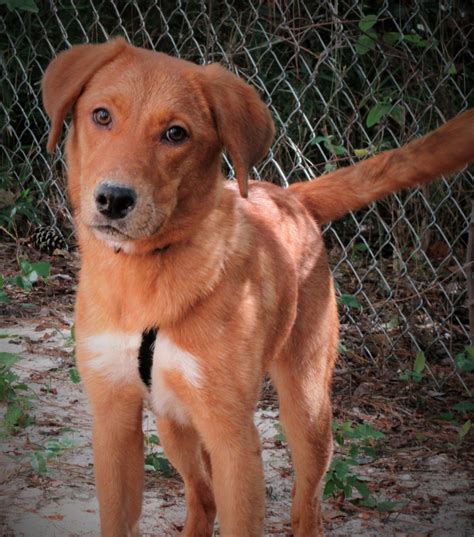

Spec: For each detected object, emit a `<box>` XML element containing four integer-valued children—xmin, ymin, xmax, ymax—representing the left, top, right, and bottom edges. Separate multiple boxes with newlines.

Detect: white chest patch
<box><xmin>150</xmin><ymin>332</ymin><xmax>202</xmax><ymax>425</ymax></box>
<box><xmin>80</xmin><ymin>331</ymin><xmax>202</xmax><ymax>425</ymax></box>
<box><xmin>81</xmin><ymin>332</ymin><xmax>143</xmax><ymax>385</ymax></box>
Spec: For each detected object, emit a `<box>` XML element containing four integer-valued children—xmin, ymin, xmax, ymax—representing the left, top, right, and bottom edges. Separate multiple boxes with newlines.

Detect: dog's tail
<box><xmin>289</xmin><ymin>109</ymin><xmax>474</xmax><ymax>225</ymax></box>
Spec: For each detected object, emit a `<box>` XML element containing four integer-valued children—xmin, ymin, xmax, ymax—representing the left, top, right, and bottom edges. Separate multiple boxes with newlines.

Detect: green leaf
<box><xmin>337</xmin><ymin>343</ymin><xmax>348</xmax><ymax>354</ymax></box>
<box><xmin>19</xmin><ymin>260</ymin><xmax>32</xmax><ymax>275</ymax></box>
<box><xmin>413</xmin><ymin>352</ymin><xmax>426</xmax><ymax>375</ymax></box>
<box><xmin>0</xmin><ymin>352</ymin><xmax>20</xmax><ymax>368</ymax></box>
<box><xmin>353</xmin><ymin>424</ymin><xmax>384</xmax><ymax>440</ymax></box>
<box><xmin>329</xmin><ymin>144</ymin><xmax>346</xmax><ymax>157</ymax></box>
<box><xmin>0</xmin><ymin>0</ymin><xmax>38</xmax><ymax>12</ymax></box>
<box><xmin>338</xmin><ymin>294</ymin><xmax>362</xmax><ymax>310</ymax></box>
<box><xmin>323</xmin><ymin>478</ymin><xmax>336</xmax><ymax>499</ymax></box>
<box><xmin>31</xmin><ymin>262</ymin><xmax>50</xmax><ymax>278</ymax></box>
<box><xmin>145</xmin><ymin>454</ymin><xmax>173</xmax><ymax>477</ymax></box>
<box><xmin>434</xmin><ymin>412</ymin><xmax>456</xmax><ymax>422</ymax></box>
<box><xmin>455</xmin><ymin>348</ymin><xmax>474</xmax><ymax>372</ymax></box>
<box><xmin>355</xmin><ymin>35</ymin><xmax>377</xmax><ymax>55</ymax></box>
<box><xmin>353</xmin><ymin>148</ymin><xmax>369</xmax><ymax>158</ymax></box>
<box><xmin>29</xmin><ymin>451</ymin><xmax>47</xmax><ymax>474</ymax></box>
<box><xmin>402</xmin><ymin>34</ymin><xmax>430</xmax><ymax>47</ymax></box>
<box><xmin>366</xmin><ymin>103</ymin><xmax>391</xmax><ymax>128</ymax></box>
<box><xmin>28</xmin><ymin>270</ymin><xmax>39</xmax><ymax>284</ymax></box>
<box><xmin>58</xmin><ymin>427</ymin><xmax>76</xmax><ymax>434</ymax></box>
<box><xmin>312</xmin><ymin>135</ymin><xmax>328</xmax><ymax>145</ymax></box>
<box><xmin>4</xmin><ymin>404</ymin><xmax>22</xmax><ymax>428</ymax></box>
<box><xmin>354</xmin><ymin>242</ymin><xmax>368</xmax><ymax>252</ymax></box>
<box><xmin>458</xmin><ymin>420</ymin><xmax>471</xmax><ymax>442</ymax></box>
<box><xmin>447</xmin><ymin>63</ymin><xmax>457</xmax><ymax>75</ymax></box>
<box><xmin>342</xmin><ymin>483</ymin><xmax>353</xmax><ymax>498</ymax></box>
<box><xmin>383</xmin><ymin>32</ymin><xmax>402</xmax><ymax>45</ymax></box>
<box><xmin>147</xmin><ymin>433</ymin><xmax>160</xmax><ymax>445</ymax></box>
<box><xmin>324</xmin><ymin>163</ymin><xmax>336</xmax><ymax>173</ymax></box>
<box><xmin>334</xmin><ymin>460</ymin><xmax>350</xmax><ymax>480</ymax></box>
<box><xmin>354</xmin><ymin>480</ymin><xmax>370</xmax><ymax>499</ymax></box>
<box><xmin>358</xmin><ymin>14</ymin><xmax>378</xmax><ymax>32</ymax></box>
<box><xmin>312</xmin><ymin>135</ymin><xmax>346</xmax><ymax>156</ymax></box>
<box><xmin>69</xmin><ymin>367</ymin><xmax>81</xmax><ymax>384</ymax></box>
<box><xmin>390</xmin><ymin>106</ymin><xmax>405</xmax><ymax>126</ymax></box>
<box><xmin>360</xmin><ymin>496</ymin><xmax>377</xmax><ymax>508</ymax></box>
<box><xmin>399</xmin><ymin>370</ymin><xmax>411</xmax><ymax>381</ymax></box>
<box><xmin>348</xmin><ymin>445</ymin><xmax>358</xmax><ymax>458</ymax></box>
<box><xmin>452</xmin><ymin>401</ymin><xmax>474</xmax><ymax>414</ymax></box>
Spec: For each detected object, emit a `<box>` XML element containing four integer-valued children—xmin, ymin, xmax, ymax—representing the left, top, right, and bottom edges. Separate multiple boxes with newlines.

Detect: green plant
<box><xmin>0</xmin><ymin>185</ymin><xmax>41</xmax><ymax>236</ymax></box>
<box><xmin>399</xmin><ymin>351</ymin><xmax>426</xmax><ymax>383</ymax></box>
<box><xmin>356</xmin><ymin>14</ymin><xmax>433</xmax><ymax>58</ymax></box>
<box><xmin>447</xmin><ymin>420</ymin><xmax>472</xmax><ymax>451</ymax></box>
<box><xmin>324</xmin><ymin>421</ymin><xmax>399</xmax><ymax>511</ymax></box>
<box><xmin>337</xmin><ymin>294</ymin><xmax>362</xmax><ymax>310</ymax></box>
<box><xmin>64</xmin><ymin>324</ymin><xmax>81</xmax><ymax>384</ymax></box>
<box><xmin>7</xmin><ymin>259</ymin><xmax>50</xmax><ymax>291</ymax></box>
<box><xmin>145</xmin><ymin>452</ymin><xmax>173</xmax><ymax>477</ymax></box>
<box><xmin>366</xmin><ymin>99</ymin><xmax>405</xmax><ymax>128</ymax></box>
<box><xmin>274</xmin><ymin>422</ymin><xmax>286</xmax><ymax>443</ymax></box>
<box><xmin>434</xmin><ymin>399</ymin><xmax>474</xmax><ymax>424</ymax></box>
<box><xmin>27</xmin><ymin>437</ymin><xmax>75</xmax><ymax>474</ymax></box>
<box><xmin>455</xmin><ymin>346</ymin><xmax>474</xmax><ymax>373</ymax></box>
<box><xmin>311</xmin><ymin>135</ymin><xmax>347</xmax><ymax>158</ymax></box>
<box><xmin>69</xmin><ymin>367</ymin><xmax>81</xmax><ymax>384</ymax></box>
<box><xmin>0</xmin><ymin>351</ymin><xmax>35</xmax><ymax>434</ymax></box>
<box><xmin>0</xmin><ymin>275</ymin><xmax>8</xmax><ymax>303</ymax></box>
<box><xmin>144</xmin><ymin>433</ymin><xmax>173</xmax><ymax>477</ymax></box>
<box><xmin>64</xmin><ymin>323</ymin><xmax>76</xmax><ymax>348</ymax></box>
<box><xmin>0</xmin><ymin>259</ymin><xmax>51</xmax><ymax>302</ymax></box>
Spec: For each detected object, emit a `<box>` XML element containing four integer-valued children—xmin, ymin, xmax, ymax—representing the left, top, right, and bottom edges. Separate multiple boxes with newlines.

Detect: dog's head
<box><xmin>42</xmin><ymin>38</ymin><xmax>274</xmax><ymax>253</ymax></box>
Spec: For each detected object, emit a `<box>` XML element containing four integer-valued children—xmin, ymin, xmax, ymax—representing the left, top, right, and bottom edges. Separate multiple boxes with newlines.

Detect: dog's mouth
<box><xmin>92</xmin><ymin>224</ymin><xmax>133</xmax><ymax>240</ymax></box>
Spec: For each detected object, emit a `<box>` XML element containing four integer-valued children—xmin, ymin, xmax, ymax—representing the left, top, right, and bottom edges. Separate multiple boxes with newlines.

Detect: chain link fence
<box><xmin>1</xmin><ymin>1</ymin><xmax>472</xmax><ymax>391</ymax></box>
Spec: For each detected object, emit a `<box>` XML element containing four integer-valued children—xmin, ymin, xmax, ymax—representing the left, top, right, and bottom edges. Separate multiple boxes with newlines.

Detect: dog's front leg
<box><xmin>79</xmin><ymin>359</ymin><xmax>145</xmax><ymax>537</ymax></box>
<box><xmin>92</xmin><ymin>400</ymin><xmax>144</xmax><ymax>537</ymax></box>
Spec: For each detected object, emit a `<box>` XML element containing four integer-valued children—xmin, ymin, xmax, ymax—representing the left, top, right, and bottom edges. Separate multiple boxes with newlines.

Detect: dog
<box><xmin>42</xmin><ymin>37</ymin><xmax>474</xmax><ymax>536</ymax></box>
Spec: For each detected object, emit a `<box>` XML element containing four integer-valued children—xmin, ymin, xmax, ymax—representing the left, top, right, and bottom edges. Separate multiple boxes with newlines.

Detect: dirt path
<box><xmin>1</xmin><ymin>320</ymin><xmax>472</xmax><ymax>536</ymax></box>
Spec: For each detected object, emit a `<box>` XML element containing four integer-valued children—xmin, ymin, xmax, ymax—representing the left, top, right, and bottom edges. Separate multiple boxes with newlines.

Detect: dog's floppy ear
<box><xmin>42</xmin><ymin>37</ymin><xmax>128</xmax><ymax>152</ymax></box>
<box><xmin>201</xmin><ymin>64</ymin><xmax>275</xmax><ymax>198</ymax></box>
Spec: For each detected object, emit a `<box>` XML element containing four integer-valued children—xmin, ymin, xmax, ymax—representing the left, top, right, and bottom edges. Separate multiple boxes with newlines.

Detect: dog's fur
<box><xmin>42</xmin><ymin>37</ymin><xmax>474</xmax><ymax>536</ymax></box>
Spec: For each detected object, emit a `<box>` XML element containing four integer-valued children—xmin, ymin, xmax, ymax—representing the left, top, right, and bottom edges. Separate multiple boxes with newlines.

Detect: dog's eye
<box><xmin>92</xmin><ymin>108</ymin><xmax>112</xmax><ymax>127</ymax></box>
<box><xmin>162</xmin><ymin>126</ymin><xmax>188</xmax><ymax>144</ymax></box>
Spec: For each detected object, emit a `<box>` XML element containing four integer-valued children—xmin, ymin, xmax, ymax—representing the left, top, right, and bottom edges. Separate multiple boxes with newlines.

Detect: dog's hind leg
<box><xmin>156</xmin><ymin>417</ymin><xmax>216</xmax><ymax>537</ymax></box>
<box><xmin>270</xmin><ymin>354</ymin><xmax>334</xmax><ymax>536</ymax></box>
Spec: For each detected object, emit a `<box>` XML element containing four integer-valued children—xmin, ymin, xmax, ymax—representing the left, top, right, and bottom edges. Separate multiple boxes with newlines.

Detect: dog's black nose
<box><xmin>95</xmin><ymin>183</ymin><xmax>137</xmax><ymax>220</ymax></box>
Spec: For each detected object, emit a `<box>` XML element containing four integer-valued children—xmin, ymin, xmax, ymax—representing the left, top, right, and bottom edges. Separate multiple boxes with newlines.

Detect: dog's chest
<box><xmin>83</xmin><ymin>330</ymin><xmax>201</xmax><ymax>423</ymax></box>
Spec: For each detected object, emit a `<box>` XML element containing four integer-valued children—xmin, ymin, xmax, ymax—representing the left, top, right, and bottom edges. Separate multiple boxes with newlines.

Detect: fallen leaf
<box><xmin>46</xmin><ymin>514</ymin><xmax>64</xmax><ymax>521</ymax></box>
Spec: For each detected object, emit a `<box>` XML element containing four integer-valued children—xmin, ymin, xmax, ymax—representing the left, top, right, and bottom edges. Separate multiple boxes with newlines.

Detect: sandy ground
<box><xmin>0</xmin><ymin>321</ymin><xmax>473</xmax><ymax>536</ymax></box>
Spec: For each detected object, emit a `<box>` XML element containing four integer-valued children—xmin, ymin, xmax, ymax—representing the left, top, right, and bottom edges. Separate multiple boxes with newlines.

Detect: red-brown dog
<box><xmin>42</xmin><ymin>37</ymin><xmax>473</xmax><ymax>536</ymax></box>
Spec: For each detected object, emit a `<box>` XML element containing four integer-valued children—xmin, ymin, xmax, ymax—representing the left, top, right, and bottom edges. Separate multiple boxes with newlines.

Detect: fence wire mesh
<box><xmin>1</xmin><ymin>1</ymin><xmax>472</xmax><ymax>391</ymax></box>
